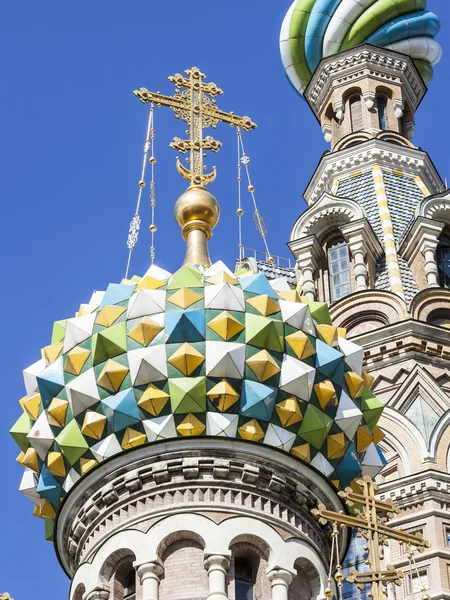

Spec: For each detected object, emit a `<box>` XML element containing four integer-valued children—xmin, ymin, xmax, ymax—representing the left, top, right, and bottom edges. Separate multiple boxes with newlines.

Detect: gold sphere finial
<box><xmin>174</xmin><ymin>185</ymin><xmax>220</xmax><ymax>267</ymax></box>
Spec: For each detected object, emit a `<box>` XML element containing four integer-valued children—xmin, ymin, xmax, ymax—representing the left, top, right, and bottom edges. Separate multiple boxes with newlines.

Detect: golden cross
<box><xmin>134</xmin><ymin>66</ymin><xmax>256</xmax><ymax>186</ymax></box>
<box><xmin>312</xmin><ymin>477</ymin><xmax>431</xmax><ymax>600</ymax></box>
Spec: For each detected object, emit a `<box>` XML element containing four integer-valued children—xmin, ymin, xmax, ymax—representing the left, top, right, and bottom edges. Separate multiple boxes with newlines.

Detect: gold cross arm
<box><xmin>134</xmin><ymin>67</ymin><xmax>256</xmax><ymax>186</ymax></box>
<box><xmin>312</xmin><ymin>505</ymin><xmax>430</xmax><ymax>551</ymax></box>
<box><xmin>347</xmin><ymin>566</ymin><xmax>404</xmax><ymax>589</ymax></box>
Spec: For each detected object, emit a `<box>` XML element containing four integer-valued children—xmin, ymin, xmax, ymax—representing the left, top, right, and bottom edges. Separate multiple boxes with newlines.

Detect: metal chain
<box><xmin>125</xmin><ymin>104</ymin><xmax>154</xmax><ymax>279</ymax></box>
<box><xmin>237</xmin><ymin>131</ymin><xmax>273</xmax><ymax>264</ymax></box>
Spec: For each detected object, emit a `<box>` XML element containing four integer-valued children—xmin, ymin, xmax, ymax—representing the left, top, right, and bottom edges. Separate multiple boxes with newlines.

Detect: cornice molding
<box><xmin>304</xmin><ymin>140</ymin><xmax>444</xmax><ymax>206</ymax></box>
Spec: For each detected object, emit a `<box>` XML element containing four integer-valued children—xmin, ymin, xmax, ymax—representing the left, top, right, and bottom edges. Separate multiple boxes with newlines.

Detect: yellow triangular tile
<box><xmin>337</xmin><ymin>327</ymin><xmax>347</xmax><ymax>339</ymax></box>
<box><xmin>238</xmin><ymin>419</ymin><xmax>264</xmax><ymax>442</ymax></box>
<box><xmin>206</xmin><ymin>271</ymin><xmax>238</xmax><ymax>285</ymax></box>
<box><xmin>167</xmin><ymin>287</ymin><xmax>203</xmax><ymax>309</ymax></box>
<box><xmin>136</xmin><ymin>275</ymin><xmax>166</xmax><ymax>290</ymax></box>
<box><xmin>246</xmin><ymin>349</ymin><xmax>280</xmax><ymax>382</ymax></box>
<box><xmin>207</xmin><ymin>311</ymin><xmax>245</xmax><ymax>341</ymax></box>
<box><xmin>363</xmin><ymin>371</ymin><xmax>375</xmax><ymax>390</ymax></box>
<box><xmin>285</xmin><ymin>331</ymin><xmax>316</xmax><ymax>359</ymax></box>
<box><xmin>77</xmin><ymin>303</ymin><xmax>98</xmax><ymax>316</ymax></box>
<box><xmin>276</xmin><ymin>290</ymin><xmax>301</xmax><ymax>303</ymax></box>
<box><xmin>168</xmin><ymin>343</ymin><xmax>205</xmax><ymax>376</ymax></box>
<box><xmin>82</xmin><ymin>411</ymin><xmax>107</xmax><ymax>440</ymax></box>
<box><xmin>207</xmin><ymin>379</ymin><xmax>239</xmax><ymax>412</ymax></box>
<box><xmin>373</xmin><ymin>426</ymin><xmax>385</xmax><ymax>446</ymax></box>
<box><xmin>316</xmin><ymin>324</ymin><xmax>338</xmax><ymax>347</ymax></box>
<box><xmin>47</xmin><ymin>451</ymin><xmax>66</xmax><ymax>477</ymax></box>
<box><xmin>314</xmin><ymin>380</ymin><xmax>337</xmax><ymax>409</ymax></box>
<box><xmin>275</xmin><ymin>397</ymin><xmax>303</xmax><ymax>427</ymax></box>
<box><xmin>42</xmin><ymin>343</ymin><xmax>64</xmax><ymax>365</ymax></box>
<box><xmin>22</xmin><ymin>393</ymin><xmax>42</xmax><ymax>420</ymax></box>
<box><xmin>246</xmin><ymin>294</ymin><xmax>280</xmax><ymax>316</ymax></box>
<box><xmin>121</xmin><ymin>427</ymin><xmax>147</xmax><ymax>449</ymax></box>
<box><xmin>38</xmin><ymin>499</ymin><xmax>56</xmax><ymax>519</ymax></box>
<box><xmin>128</xmin><ymin>316</ymin><xmax>163</xmax><ymax>346</ymax></box>
<box><xmin>21</xmin><ymin>447</ymin><xmax>40</xmax><ymax>473</ymax></box>
<box><xmin>95</xmin><ymin>305</ymin><xmax>126</xmax><ymax>327</ymax></box>
<box><xmin>327</xmin><ymin>433</ymin><xmax>346</xmax><ymax>459</ymax></box>
<box><xmin>331</xmin><ymin>479</ymin><xmax>340</xmax><ymax>489</ymax></box>
<box><xmin>138</xmin><ymin>384</ymin><xmax>170</xmax><ymax>416</ymax></box>
<box><xmin>80</xmin><ymin>457</ymin><xmax>98</xmax><ymax>475</ymax></box>
<box><xmin>291</xmin><ymin>443</ymin><xmax>311</xmax><ymax>463</ymax></box>
<box><xmin>97</xmin><ymin>359</ymin><xmax>129</xmax><ymax>392</ymax></box>
<box><xmin>344</xmin><ymin>372</ymin><xmax>365</xmax><ymax>398</ymax></box>
<box><xmin>64</xmin><ymin>347</ymin><xmax>91</xmax><ymax>375</ymax></box>
<box><xmin>349</xmin><ymin>479</ymin><xmax>363</xmax><ymax>494</ymax></box>
<box><xmin>48</xmin><ymin>398</ymin><xmax>69</xmax><ymax>427</ymax></box>
<box><xmin>176</xmin><ymin>414</ymin><xmax>206</xmax><ymax>437</ymax></box>
<box><xmin>356</xmin><ymin>425</ymin><xmax>373</xmax><ymax>452</ymax></box>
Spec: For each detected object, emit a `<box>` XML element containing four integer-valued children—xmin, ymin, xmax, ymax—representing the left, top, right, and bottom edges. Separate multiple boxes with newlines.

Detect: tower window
<box><xmin>123</xmin><ymin>572</ymin><xmax>136</xmax><ymax>600</ymax></box>
<box><xmin>437</xmin><ymin>236</ymin><xmax>450</xmax><ymax>288</ymax></box>
<box><xmin>235</xmin><ymin>558</ymin><xmax>255</xmax><ymax>600</ymax></box>
<box><xmin>328</xmin><ymin>239</ymin><xmax>351</xmax><ymax>302</ymax></box>
<box><xmin>377</xmin><ymin>96</ymin><xmax>388</xmax><ymax>130</ymax></box>
<box><xmin>349</xmin><ymin>95</ymin><xmax>363</xmax><ymax>132</ymax></box>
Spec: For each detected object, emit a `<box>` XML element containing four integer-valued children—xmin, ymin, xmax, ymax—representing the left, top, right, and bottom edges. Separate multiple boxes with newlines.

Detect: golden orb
<box><xmin>174</xmin><ymin>185</ymin><xmax>220</xmax><ymax>235</ymax></box>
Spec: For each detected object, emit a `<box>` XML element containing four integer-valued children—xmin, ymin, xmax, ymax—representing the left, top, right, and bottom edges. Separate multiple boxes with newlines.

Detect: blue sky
<box><xmin>1</xmin><ymin>1</ymin><xmax>448</xmax><ymax>598</ymax></box>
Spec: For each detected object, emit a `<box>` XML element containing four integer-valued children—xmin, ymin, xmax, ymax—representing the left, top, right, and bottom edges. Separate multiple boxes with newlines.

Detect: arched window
<box><xmin>377</xmin><ymin>96</ymin><xmax>388</xmax><ymax>130</ymax></box>
<box><xmin>328</xmin><ymin>238</ymin><xmax>351</xmax><ymax>302</ymax></box>
<box><xmin>349</xmin><ymin>95</ymin><xmax>363</xmax><ymax>132</ymax></box>
<box><xmin>123</xmin><ymin>572</ymin><xmax>136</xmax><ymax>600</ymax></box>
<box><xmin>437</xmin><ymin>236</ymin><xmax>450</xmax><ymax>288</ymax></box>
<box><xmin>235</xmin><ymin>558</ymin><xmax>255</xmax><ymax>600</ymax></box>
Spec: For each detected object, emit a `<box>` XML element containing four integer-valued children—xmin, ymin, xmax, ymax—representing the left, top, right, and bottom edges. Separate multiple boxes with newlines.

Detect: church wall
<box><xmin>159</xmin><ymin>539</ymin><xmax>209</xmax><ymax>600</ymax></box>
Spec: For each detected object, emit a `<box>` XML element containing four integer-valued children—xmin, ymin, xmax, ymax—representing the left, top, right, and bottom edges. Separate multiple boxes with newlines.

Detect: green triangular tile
<box><xmin>10</xmin><ymin>412</ymin><xmax>31</xmax><ymax>451</ymax></box>
<box><xmin>167</xmin><ymin>265</ymin><xmax>204</xmax><ymax>289</ymax></box>
<box><xmin>55</xmin><ymin>420</ymin><xmax>89</xmax><ymax>464</ymax></box>
<box><xmin>51</xmin><ymin>320</ymin><xmax>67</xmax><ymax>344</ymax></box>
<box><xmin>298</xmin><ymin>405</ymin><xmax>333</xmax><ymax>450</ymax></box>
<box><xmin>169</xmin><ymin>377</ymin><xmax>207</xmax><ymax>413</ymax></box>
<box><xmin>308</xmin><ymin>302</ymin><xmax>332</xmax><ymax>325</ymax></box>
<box><xmin>245</xmin><ymin>314</ymin><xmax>284</xmax><ymax>352</ymax></box>
<box><xmin>92</xmin><ymin>322</ymin><xmax>127</xmax><ymax>366</ymax></box>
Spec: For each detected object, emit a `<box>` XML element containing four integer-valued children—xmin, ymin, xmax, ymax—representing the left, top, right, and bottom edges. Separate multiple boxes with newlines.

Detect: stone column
<box><xmin>349</xmin><ymin>240</ymin><xmax>368</xmax><ymax>292</ymax></box>
<box><xmin>267</xmin><ymin>568</ymin><xmax>293</xmax><ymax>600</ymax></box>
<box><xmin>204</xmin><ymin>554</ymin><xmax>230</xmax><ymax>600</ymax></box>
<box><xmin>341</xmin><ymin>219</ymin><xmax>383</xmax><ymax>294</ymax></box>
<box><xmin>137</xmin><ymin>561</ymin><xmax>164</xmax><ymax>600</ymax></box>
<box><xmin>422</xmin><ymin>242</ymin><xmax>440</xmax><ymax>288</ymax></box>
<box><xmin>288</xmin><ymin>235</ymin><xmax>324</xmax><ymax>303</ymax></box>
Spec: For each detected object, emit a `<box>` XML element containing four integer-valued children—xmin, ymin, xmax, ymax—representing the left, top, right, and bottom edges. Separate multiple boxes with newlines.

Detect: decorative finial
<box><xmin>134</xmin><ymin>66</ymin><xmax>256</xmax><ymax>266</ymax></box>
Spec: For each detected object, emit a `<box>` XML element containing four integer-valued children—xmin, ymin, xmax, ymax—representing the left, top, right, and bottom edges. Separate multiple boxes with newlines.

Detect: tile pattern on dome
<box><xmin>11</xmin><ymin>261</ymin><xmax>386</xmax><ymax>541</ymax></box>
<box><xmin>337</xmin><ymin>173</ymin><xmax>382</xmax><ymax>238</ymax></box>
<box><xmin>382</xmin><ymin>170</ymin><xmax>423</xmax><ymax>243</ymax></box>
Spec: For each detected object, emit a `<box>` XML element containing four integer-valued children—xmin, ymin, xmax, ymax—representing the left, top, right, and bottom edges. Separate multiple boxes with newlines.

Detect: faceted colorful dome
<box><xmin>280</xmin><ymin>0</ymin><xmax>442</xmax><ymax>96</ymax></box>
<box><xmin>11</xmin><ymin>260</ymin><xmax>386</xmax><ymax>539</ymax></box>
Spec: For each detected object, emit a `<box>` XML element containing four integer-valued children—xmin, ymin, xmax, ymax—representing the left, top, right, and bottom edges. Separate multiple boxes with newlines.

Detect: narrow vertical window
<box><xmin>377</xmin><ymin>96</ymin><xmax>388</xmax><ymax>130</ymax></box>
<box><xmin>328</xmin><ymin>239</ymin><xmax>351</xmax><ymax>302</ymax></box>
<box><xmin>123</xmin><ymin>572</ymin><xmax>136</xmax><ymax>600</ymax></box>
<box><xmin>235</xmin><ymin>558</ymin><xmax>255</xmax><ymax>600</ymax></box>
<box><xmin>437</xmin><ymin>236</ymin><xmax>450</xmax><ymax>288</ymax></box>
<box><xmin>349</xmin><ymin>95</ymin><xmax>363</xmax><ymax>132</ymax></box>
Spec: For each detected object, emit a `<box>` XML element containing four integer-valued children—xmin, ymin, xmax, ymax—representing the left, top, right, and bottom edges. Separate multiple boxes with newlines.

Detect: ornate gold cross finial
<box><xmin>312</xmin><ymin>476</ymin><xmax>431</xmax><ymax>600</ymax></box>
<box><xmin>134</xmin><ymin>67</ymin><xmax>256</xmax><ymax>186</ymax></box>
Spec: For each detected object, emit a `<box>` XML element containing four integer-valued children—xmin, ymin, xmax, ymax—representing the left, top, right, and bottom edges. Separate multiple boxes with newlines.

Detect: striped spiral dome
<box><xmin>280</xmin><ymin>0</ymin><xmax>442</xmax><ymax>96</ymax></box>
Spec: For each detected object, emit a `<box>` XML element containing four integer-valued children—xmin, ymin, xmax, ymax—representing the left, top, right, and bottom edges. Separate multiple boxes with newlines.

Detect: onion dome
<box><xmin>11</xmin><ymin>259</ymin><xmax>386</xmax><ymax>540</ymax></box>
<box><xmin>280</xmin><ymin>0</ymin><xmax>442</xmax><ymax>96</ymax></box>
